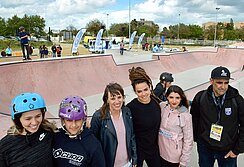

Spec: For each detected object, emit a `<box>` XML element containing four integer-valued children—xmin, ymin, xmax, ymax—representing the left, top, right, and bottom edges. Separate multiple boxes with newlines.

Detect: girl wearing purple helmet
<box><xmin>52</xmin><ymin>95</ymin><xmax>105</xmax><ymax>167</ymax></box>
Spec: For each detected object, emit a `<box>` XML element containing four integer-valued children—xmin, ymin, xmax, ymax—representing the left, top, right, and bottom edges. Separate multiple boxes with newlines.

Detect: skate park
<box><xmin>0</xmin><ymin>45</ymin><xmax>244</xmax><ymax>166</ymax></box>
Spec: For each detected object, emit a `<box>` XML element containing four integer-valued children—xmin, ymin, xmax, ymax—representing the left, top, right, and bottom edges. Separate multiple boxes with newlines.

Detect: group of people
<box><xmin>51</xmin><ymin>44</ymin><xmax>62</xmax><ymax>57</ymax></box>
<box><xmin>0</xmin><ymin>65</ymin><xmax>244</xmax><ymax>167</ymax></box>
<box><xmin>18</xmin><ymin>26</ymin><xmax>63</xmax><ymax>60</ymax></box>
<box><xmin>1</xmin><ymin>46</ymin><xmax>12</xmax><ymax>57</ymax></box>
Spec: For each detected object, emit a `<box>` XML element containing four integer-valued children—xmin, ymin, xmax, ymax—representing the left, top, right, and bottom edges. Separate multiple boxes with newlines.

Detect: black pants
<box><xmin>21</xmin><ymin>44</ymin><xmax>29</xmax><ymax>59</ymax></box>
<box><xmin>137</xmin><ymin>149</ymin><xmax>161</xmax><ymax>167</ymax></box>
<box><xmin>161</xmin><ymin>157</ymin><xmax>179</xmax><ymax>167</ymax></box>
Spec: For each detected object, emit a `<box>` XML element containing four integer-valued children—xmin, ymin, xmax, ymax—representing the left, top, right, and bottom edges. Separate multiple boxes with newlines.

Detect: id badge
<box><xmin>210</xmin><ymin>124</ymin><xmax>223</xmax><ymax>141</ymax></box>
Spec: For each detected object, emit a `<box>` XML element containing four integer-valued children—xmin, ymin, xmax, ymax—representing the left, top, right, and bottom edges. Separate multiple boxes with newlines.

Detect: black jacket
<box><xmin>0</xmin><ymin>128</ymin><xmax>53</xmax><ymax>167</ymax></box>
<box><xmin>190</xmin><ymin>85</ymin><xmax>244</xmax><ymax>155</ymax></box>
<box><xmin>90</xmin><ymin>106</ymin><xmax>137</xmax><ymax>167</ymax></box>
<box><xmin>52</xmin><ymin>128</ymin><xmax>105</xmax><ymax>167</ymax></box>
<box><xmin>153</xmin><ymin>82</ymin><xmax>166</xmax><ymax>101</ymax></box>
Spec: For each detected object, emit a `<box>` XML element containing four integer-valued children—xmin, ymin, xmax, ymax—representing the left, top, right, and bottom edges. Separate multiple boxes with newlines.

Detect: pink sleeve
<box><xmin>180</xmin><ymin>113</ymin><xmax>194</xmax><ymax>166</ymax></box>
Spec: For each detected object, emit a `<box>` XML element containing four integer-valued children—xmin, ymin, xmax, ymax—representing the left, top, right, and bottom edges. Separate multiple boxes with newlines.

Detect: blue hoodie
<box><xmin>19</xmin><ymin>32</ymin><xmax>29</xmax><ymax>45</ymax></box>
<box><xmin>53</xmin><ymin>128</ymin><xmax>106</xmax><ymax>167</ymax></box>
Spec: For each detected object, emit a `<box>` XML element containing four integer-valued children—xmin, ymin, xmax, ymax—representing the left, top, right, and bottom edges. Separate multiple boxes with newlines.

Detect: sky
<box><xmin>0</xmin><ymin>0</ymin><xmax>243</xmax><ymax>32</ymax></box>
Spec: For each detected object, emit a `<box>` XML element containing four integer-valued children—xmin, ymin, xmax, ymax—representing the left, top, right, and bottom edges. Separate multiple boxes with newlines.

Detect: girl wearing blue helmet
<box><xmin>0</xmin><ymin>92</ymin><xmax>57</xmax><ymax>167</ymax></box>
<box><xmin>52</xmin><ymin>95</ymin><xmax>106</xmax><ymax>167</ymax></box>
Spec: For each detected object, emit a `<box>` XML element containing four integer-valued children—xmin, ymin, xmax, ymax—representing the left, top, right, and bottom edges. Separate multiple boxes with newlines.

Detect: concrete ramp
<box><xmin>1</xmin><ymin>48</ymin><xmax>244</xmax><ymax>117</ymax></box>
<box><xmin>1</xmin><ymin>47</ymin><xmax>244</xmax><ymax>166</ymax></box>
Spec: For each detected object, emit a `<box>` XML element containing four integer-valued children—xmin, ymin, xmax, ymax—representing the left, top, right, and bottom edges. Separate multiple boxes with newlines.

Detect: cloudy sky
<box><xmin>0</xmin><ymin>0</ymin><xmax>243</xmax><ymax>31</ymax></box>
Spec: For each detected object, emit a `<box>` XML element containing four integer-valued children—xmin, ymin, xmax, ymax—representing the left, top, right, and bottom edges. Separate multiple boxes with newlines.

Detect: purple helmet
<box><xmin>59</xmin><ymin>96</ymin><xmax>87</xmax><ymax>120</ymax></box>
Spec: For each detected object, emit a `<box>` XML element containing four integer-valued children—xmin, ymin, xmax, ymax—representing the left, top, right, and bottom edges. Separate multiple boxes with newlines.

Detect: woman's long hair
<box><xmin>7</xmin><ymin>108</ymin><xmax>57</xmax><ymax>135</ymax></box>
<box><xmin>100</xmin><ymin>82</ymin><xmax>125</xmax><ymax>119</ymax></box>
<box><xmin>165</xmin><ymin>85</ymin><xmax>189</xmax><ymax>109</ymax></box>
<box><xmin>128</xmin><ymin>66</ymin><xmax>161</xmax><ymax>102</ymax></box>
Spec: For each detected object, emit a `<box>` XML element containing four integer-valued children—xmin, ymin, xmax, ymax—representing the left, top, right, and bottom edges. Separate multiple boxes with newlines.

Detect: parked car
<box><xmin>5</xmin><ymin>36</ymin><xmax>16</xmax><ymax>40</ymax></box>
<box><xmin>0</xmin><ymin>36</ymin><xmax>5</xmax><ymax>40</ymax></box>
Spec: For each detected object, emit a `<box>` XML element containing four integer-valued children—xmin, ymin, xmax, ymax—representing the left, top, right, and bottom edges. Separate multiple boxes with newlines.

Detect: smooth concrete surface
<box><xmin>1</xmin><ymin>47</ymin><xmax>244</xmax><ymax>167</ymax></box>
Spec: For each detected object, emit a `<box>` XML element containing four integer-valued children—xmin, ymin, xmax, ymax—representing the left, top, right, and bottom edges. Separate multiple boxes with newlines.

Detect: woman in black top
<box><xmin>127</xmin><ymin>67</ymin><xmax>161</xmax><ymax>167</ymax></box>
<box><xmin>0</xmin><ymin>92</ymin><xmax>57</xmax><ymax>167</ymax></box>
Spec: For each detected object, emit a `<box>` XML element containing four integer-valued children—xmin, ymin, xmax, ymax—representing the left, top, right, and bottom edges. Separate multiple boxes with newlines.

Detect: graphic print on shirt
<box><xmin>53</xmin><ymin>148</ymin><xmax>84</xmax><ymax>166</ymax></box>
<box><xmin>39</xmin><ymin>132</ymin><xmax>46</xmax><ymax>141</ymax></box>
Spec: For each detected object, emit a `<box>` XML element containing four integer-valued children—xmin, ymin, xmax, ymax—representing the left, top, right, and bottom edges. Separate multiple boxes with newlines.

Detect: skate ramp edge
<box><xmin>0</xmin><ymin>47</ymin><xmax>244</xmax><ymax>121</ymax></box>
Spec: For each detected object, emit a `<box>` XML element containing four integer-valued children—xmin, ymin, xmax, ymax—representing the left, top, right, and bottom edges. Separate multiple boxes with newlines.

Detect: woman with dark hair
<box><xmin>0</xmin><ymin>92</ymin><xmax>57</xmax><ymax>167</ymax></box>
<box><xmin>91</xmin><ymin>83</ymin><xmax>137</xmax><ymax>167</ymax></box>
<box><xmin>158</xmin><ymin>85</ymin><xmax>193</xmax><ymax>167</ymax></box>
<box><xmin>127</xmin><ymin>66</ymin><xmax>161</xmax><ymax>167</ymax></box>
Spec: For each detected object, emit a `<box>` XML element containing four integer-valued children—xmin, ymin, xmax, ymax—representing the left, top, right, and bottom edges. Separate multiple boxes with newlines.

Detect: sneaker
<box><xmin>27</xmin><ymin>57</ymin><xmax>32</xmax><ymax>60</ymax></box>
<box><xmin>23</xmin><ymin>57</ymin><xmax>27</xmax><ymax>60</ymax></box>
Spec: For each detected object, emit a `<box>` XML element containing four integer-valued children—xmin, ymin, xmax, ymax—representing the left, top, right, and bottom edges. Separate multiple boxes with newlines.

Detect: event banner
<box><xmin>137</xmin><ymin>33</ymin><xmax>145</xmax><ymax>48</ymax></box>
<box><xmin>71</xmin><ymin>28</ymin><xmax>86</xmax><ymax>54</ymax></box>
<box><xmin>129</xmin><ymin>31</ymin><xmax>137</xmax><ymax>49</ymax></box>
<box><xmin>95</xmin><ymin>29</ymin><xmax>104</xmax><ymax>51</ymax></box>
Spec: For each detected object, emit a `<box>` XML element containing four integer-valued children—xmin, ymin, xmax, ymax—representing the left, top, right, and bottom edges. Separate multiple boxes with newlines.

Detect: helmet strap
<box><xmin>61</xmin><ymin>120</ymin><xmax>84</xmax><ymax>138</ymax></box>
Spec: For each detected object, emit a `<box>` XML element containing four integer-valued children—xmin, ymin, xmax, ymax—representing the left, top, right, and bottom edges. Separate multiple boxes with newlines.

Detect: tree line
<box><xmin>1</xmin><ymin>15</ymin><xmax>244</xmax><ymax>41</ymax></box>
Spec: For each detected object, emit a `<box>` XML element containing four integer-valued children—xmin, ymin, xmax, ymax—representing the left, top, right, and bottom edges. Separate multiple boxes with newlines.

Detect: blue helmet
<box><xmin>11</xmin><ymin>92</ymin><xmax>46</xmax><ymax>120</ymax></box>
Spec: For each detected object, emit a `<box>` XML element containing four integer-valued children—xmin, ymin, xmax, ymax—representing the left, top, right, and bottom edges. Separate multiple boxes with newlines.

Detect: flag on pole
<box><xmin>129</xmin><ymin>31</ymin><xmax>137</xmax><ymax>49</ymax></box>
<box><xmin>137</xmin><ymin>33</ymin><xmax>145</xmax><ymax>48</ymax></box>
<box><xmin>95</xmin><ymin>29</ymin><xmax>104</xmax><ymax>52</ymax></box>
<box><xmin>71</xmin><ymin>28</ymin><xmax>86</xmax><ymax>54</ymax></box>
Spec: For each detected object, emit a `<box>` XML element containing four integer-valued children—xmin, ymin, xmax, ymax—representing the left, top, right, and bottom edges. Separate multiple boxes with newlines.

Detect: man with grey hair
<box><xmin>190</xmin><ymin>66</ymin><xmax>244</xmax><ymax>167</ymax></box>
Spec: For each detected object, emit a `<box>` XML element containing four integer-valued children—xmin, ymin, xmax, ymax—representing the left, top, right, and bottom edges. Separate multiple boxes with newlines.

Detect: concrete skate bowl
<box><xmin>153</xmin><ymin>48</ymin><xmax>244</xmax><ymax>73</ymax></box>
<box><xmin>0</xmin><ymin>54</ymin><xmax>162</xmax><ymax>117</ymax></box>
<box><xmin>0</xmin><ymin>48</ymin><xmax>244</xmax><ymax>118</ymax></box>
<box><xmin>153</xmin><ymin>47</ymin><xmax>244</xmax><ymax>99</ymax></box>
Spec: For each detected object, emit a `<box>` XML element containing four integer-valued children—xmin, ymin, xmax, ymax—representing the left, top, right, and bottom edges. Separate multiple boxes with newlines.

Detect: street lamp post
<box><xmin>129</xmin><ymin>0</ymin><xmax>131</xmax><ymax>39</ymax></box>
<box><xmin>214</xmin><ymin>7</ymin><xmax>220</xmax><ymax>47</ymax></box>
<box><xmin>178</xmin><ymin>13</ymin><xmax>180</xmax><ymax>40</ymax></box>
<box><xmin>106</xmin><ymin>13</ymin><xmax>109</xmax><ymax>37</ymax></box>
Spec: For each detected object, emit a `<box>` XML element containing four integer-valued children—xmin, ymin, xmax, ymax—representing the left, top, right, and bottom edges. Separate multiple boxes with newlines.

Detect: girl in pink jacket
<box><xmin>158</xmin><ymin>85</ymin><xmax>193</xmax><ymax>167</ymax></box>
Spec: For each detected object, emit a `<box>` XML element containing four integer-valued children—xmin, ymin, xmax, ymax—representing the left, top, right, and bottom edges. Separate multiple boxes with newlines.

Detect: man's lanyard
<box><xmin>212</xmin><ymin>92</ymin><xmax>226</xmax><ymax>124</ymax></box>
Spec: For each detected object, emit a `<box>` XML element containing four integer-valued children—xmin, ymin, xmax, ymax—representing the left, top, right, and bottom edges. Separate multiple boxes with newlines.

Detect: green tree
<box><xmin>188</xmin><ymin>24</ymin><xmax>203</xmax><ymax>39</ymax></box>
<box><xmin>237</xmin><ymin>27</ymin><xmax>244</xmax><ymax>40</ymax></box>
<box><xmin>110</xmin><ymin>23</ymin><xmax>128</xmax><ymax>37</ymax></box>
<box><xmin>85</xmin><ymin>19</ymin><xmax>105</xmax><ymax>36</ymax></box>
<box><xmin>0</xmin><ymin>17</ymin><xmax>6</xmax><ymax>36</ymax></box>
<box><xmin>226</xmin><ymin>18</ymin><xmax>234</xmax><ymax>30</ymax></box>
<box><xmin>4</xmin><ymin>15</ymin><xmax>46</xmax><ymax>37</ymax></box>
<box><xmin>224</xmin><ymin>29</ymin><xmax>239</xmax><ymax>40</ymax></box>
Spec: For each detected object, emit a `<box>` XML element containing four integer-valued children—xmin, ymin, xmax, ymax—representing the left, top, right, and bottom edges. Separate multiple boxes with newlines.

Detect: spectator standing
<box><xmin>18</xmin><ymin>26</ymin><xmax>31</xmax><ymax>60</ymax></box>
<box><xmin>42</xmin><ymin>45</ymin><xmax>48</xmax><ymax>58</ymax></box>
<box><xmin>120</xmin><ymin>40</ymin><xmax>124</xmax><ymax>55</ymax></box>
<box><xmin>190</xmin><ymin>66</ymin><xmax>244</xmax><ymax>167</ymax></box>
<box><xmin>51</xmin><ymin>44</ymin><xmax>56</xmax><ymax>57</ymax></box>
<box><xmin>5</xmin><ymin>46</ymin><xmax>12</xmax><ymax>56</ymax></box>
<box><xmin>39</xmin><ymin>45</ymin><xmax>43</xmax><ymax>58</ymax></box>
<box><xmin>56</xmin><ymin>45</ymin><xmax>62</xmax><ymax>57</ymax></box>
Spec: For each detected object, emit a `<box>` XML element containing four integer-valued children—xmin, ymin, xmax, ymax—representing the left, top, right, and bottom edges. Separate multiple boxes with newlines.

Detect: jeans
<box><xmin>52</xmin><ymin>52</ymin><xmax>56</xmax><ymax>57</ymax></box>
<box><xmin>21</xmin><ymin>43</ymin><xmax>29</xmax><ymax>58</ymax></box>
<box><xmin>120</xmin><ymin>48</ymin><xmax>124</xmax><ymax>55</ymax></box>
<box><xmin>197</xmin><ymin>139</ymin><xmax>237</xmax><ymax>167</ymax></box>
